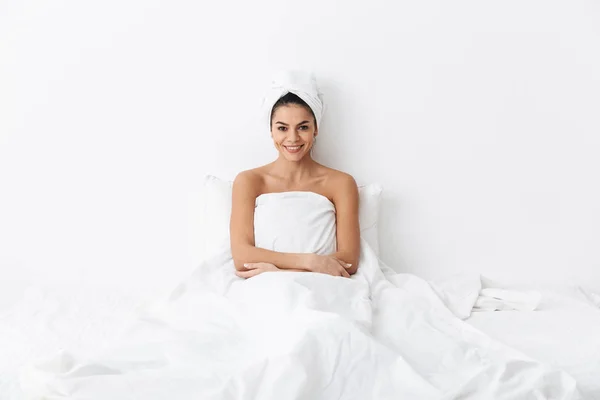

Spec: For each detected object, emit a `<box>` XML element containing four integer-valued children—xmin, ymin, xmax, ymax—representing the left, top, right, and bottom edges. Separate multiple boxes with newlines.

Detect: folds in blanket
<box><xmin>474</xmin><ymin>288</ymin><xmax>542</xmax><ymax>312</ymax></box>
<box><xmin>428</xmin><ymin>274</ymin><xmax>544</xmax><ymax>317</ymax></box>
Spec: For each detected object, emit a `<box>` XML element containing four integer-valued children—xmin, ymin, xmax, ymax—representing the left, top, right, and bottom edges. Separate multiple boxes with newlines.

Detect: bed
<box><xmin>467</xmin><ymin>288</ymin><xmax>600</xmax><ymax>399</ymax></box>
<box><xmin>2</xmin><ymin>178</ymin><xmax>599</xmax><ymax>399</ymax></box>
<box><xmin>1</xmin><ymin>282</ymin><xmax>599</xmax><ymax>399</ymax></box>
<box><xmin>0</xmin><ymin>283</ymin><xmax>165</xmax><ymax>399</ymax></box>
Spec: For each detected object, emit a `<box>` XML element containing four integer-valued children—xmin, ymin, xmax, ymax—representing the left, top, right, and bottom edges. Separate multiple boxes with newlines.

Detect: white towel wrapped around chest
<box><xmin>253</xmin><ymin>191</ymin><xmax>336</xmax><ymax>255</ymax></box>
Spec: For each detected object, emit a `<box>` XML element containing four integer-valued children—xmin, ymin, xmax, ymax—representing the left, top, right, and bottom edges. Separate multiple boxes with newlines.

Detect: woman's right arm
<box><xmin>229</xmin><ymin>171</ymin><xmax>308</xmax><ymax>272</ymax></box>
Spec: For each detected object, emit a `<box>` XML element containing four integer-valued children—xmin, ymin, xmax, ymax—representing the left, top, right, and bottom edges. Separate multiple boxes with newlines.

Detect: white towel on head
<box><xmin>262</xmin><ymin>70</ymin><xmax>325</xmax><ymax>132</ymax></box>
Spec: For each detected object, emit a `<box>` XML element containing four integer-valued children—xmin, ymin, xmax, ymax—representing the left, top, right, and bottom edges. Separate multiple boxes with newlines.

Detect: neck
<box><xmin>271</xmin><ymin>154</ymin><xmax>317</xmax><ymax>182</ymax></box>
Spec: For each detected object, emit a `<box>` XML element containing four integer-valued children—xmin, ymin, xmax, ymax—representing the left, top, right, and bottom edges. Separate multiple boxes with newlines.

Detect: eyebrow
<box><xmin>274</xmin><ymin>121</ymin><xmax>311</xmax><ymax>126</ymax></box>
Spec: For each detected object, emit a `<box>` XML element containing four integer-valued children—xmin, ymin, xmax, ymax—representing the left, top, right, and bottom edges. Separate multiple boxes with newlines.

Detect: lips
<box><xmin>283</xmin><ymin>144</ymin><xmax>304</xmax><ymax>154</ymax></box>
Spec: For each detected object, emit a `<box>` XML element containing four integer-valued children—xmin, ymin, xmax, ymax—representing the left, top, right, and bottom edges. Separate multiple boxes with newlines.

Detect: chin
<box><xmin>281</xmin><ymin>152</ymin><xmax>307</xmax><ymax>162</ymax></box>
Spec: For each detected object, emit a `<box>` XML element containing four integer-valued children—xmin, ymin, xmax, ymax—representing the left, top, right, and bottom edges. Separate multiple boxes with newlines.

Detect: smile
<box><xmin>283</xmin><ymin>144</ymin><xmax>304</xmax><ymax>154</ymax></box>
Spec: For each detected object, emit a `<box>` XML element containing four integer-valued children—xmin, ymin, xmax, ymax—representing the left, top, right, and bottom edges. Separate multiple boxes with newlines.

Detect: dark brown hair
<box><xmin>270</xmin><ymin>92</ymin><xmax>317</xmax><ymax>129</ymax></box>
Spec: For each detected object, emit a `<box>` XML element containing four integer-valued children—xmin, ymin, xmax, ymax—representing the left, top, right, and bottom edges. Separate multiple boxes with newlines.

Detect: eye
<box><xmin>299</xmin><ymin>125</ymin><xmax>308</xmax><ymax>131</ymax></box>
<box><xmin>277</xmin><ymin>126</ymin><xmax>287</xmax><ymax>131</ymax></box>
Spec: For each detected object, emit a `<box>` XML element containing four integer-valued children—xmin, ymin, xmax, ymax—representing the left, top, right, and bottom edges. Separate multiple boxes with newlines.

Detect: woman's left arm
<box><xmin>331</xmin><ymin>174</ymin><xmax>361</xmax><ymax>275</ymax></box>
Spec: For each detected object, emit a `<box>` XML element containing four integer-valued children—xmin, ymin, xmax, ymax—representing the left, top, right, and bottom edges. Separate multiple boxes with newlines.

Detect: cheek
<box><xmin>272</xmin><ymin>131</ymin><xmax>286</xmax><ymax>143</ymax></box>
<box><xmin>302</xmin><ymin>132</ymin><xmax>314</xmax><ymax>141</ymax></box>
<box><xmin>271</xmin><ymin>133</ymin><xmax>283</xmax><ymax>147</ymax></box>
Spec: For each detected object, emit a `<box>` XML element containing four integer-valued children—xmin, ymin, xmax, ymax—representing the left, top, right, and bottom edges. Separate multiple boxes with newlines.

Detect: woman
<box><xmin>230</xmin><ymin>72</ymin><xmax>360</xmax><ymax>279</ymax></box>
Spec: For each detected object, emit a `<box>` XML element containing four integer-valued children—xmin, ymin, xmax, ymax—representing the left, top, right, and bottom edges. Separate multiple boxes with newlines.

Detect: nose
<box><xmin>287</xmin><ymin>129</ymin><xmax>300</xmax><ymax>142</ymax></box>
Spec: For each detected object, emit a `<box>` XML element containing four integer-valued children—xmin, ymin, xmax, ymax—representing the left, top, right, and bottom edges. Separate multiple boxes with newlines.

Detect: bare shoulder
<box><xmin>233</xmin><ymin>168</ymin><xmax>261</xmax><ymax>184</ymax></box>
<box><xmin>323</xmin><ymin>166</ymin><xmax>357</xmax><ymax>188</ymax></box>
<box><xmin>232</xmin><ymin>167</ymin><xmax>266</xmax><ymax>197</ymax></box>
<box><xmin>319</xmin><ymin>166</ymin><xmax>358</xmax><ymax>199</ymax></box>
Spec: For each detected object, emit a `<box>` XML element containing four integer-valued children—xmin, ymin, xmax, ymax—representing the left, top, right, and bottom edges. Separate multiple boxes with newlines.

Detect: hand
<box><xmin>236</xmin><ymin>262</ymin><xmax>279</xmax><ymax>279</ymax></box>
<box><xmin>304</xmin><ymin>254</ymin><xmax>352</xmax><ymax>278</ymax></box>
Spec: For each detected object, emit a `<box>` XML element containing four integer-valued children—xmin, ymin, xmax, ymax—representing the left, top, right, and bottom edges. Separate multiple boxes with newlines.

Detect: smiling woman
<box><xmin>229</xmin><ymin>71</ymin><xmax>361</xmax><ymax>279</ymax></box>
<box><xmin>271</xmin><ymin>93</ymin><xmax>317</xmax><ymax>157</ymax></box>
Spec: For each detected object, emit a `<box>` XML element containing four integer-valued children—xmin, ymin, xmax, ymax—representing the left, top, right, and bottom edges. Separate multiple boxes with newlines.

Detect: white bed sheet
<box><xmin>2</xmin><ymin>282</ymin><xmax>598</xmax><ymax>399</ymax></box>
<box><xmin>0</xmin><ymin>283</ymin><xmax>164</xmax><ymax>400</ymax></box>
<box><xmin>467</xmin><ymin>289</ymin><xmax>600</xmax><ymax>399</ymax></box>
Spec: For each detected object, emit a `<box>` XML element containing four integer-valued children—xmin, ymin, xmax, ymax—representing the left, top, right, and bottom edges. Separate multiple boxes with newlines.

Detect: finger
<box><xmin>235</xmin><ymin>270</ymin><xmax>249</xmax><ymax>278</ymax></box>
<box><xmin>239</xmin><ymin>270</ymin><xmax>261</xmax><ymax>279</ymax></box>
<box><xmin>335</xmin><ymin>259</ymin><xmax>352</xmax><ymax>269</ymax></box>
<box><xmin>340</xmin><ymin>267</ymin><xmax>350</xmax><ymax>278</ymax></box>
<box><xmin>236</xmin><ymin>268</ymin><xmax>262</xmax><ymax>279</ymax></box>
<box><xmin>335</xmin><ymin>260</ymin><xmax>350</xmax><ymax>277</ymax></box>
<box><xmin>243</xmin><ymin>263</ymin><xmax>258</xmax><ymax>269</ymax></box>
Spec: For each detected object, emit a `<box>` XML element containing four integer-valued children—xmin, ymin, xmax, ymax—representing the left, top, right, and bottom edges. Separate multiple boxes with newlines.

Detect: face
<box><xmin>271</xmin><ymin>105</ymin><xmax>317</xmax><ymax>161</ymax></box>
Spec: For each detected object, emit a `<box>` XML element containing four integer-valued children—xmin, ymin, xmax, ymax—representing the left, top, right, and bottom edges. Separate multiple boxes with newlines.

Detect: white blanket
<box><xmin>18</xmin><ymin>191</ymin><xmax>580</xmax><ymax>399</ymax></box>
<box><xmin>474</xmin><ymin>288</ymin><xmax>542</xmax><ymax>312</ymax></box>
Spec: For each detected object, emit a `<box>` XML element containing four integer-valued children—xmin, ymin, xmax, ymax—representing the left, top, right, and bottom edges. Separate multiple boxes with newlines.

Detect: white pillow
<box><xmin>191</xmin><ymin>175</ymin><xmax>382</xmax><ymax>262</ymax></box>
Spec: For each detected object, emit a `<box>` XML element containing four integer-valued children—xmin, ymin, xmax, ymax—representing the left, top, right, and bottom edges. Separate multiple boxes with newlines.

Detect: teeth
<box><xmin>286</xmin><ymin>146</ymin><xmax>301</xmax><ymax>150</ymax></box>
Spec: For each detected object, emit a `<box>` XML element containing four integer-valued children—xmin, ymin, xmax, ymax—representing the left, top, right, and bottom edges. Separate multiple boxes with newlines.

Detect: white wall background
<box><xmin>1</xmin><ymin>0</ymin><xmax>600</xmax><ymax>296</ymax></box>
